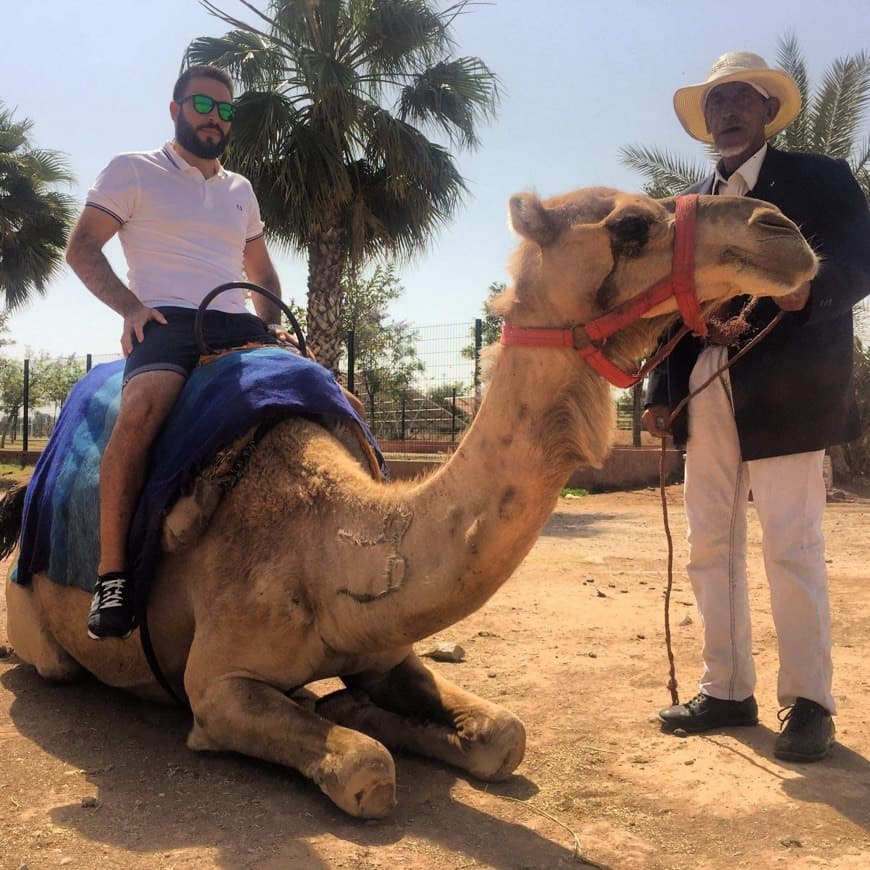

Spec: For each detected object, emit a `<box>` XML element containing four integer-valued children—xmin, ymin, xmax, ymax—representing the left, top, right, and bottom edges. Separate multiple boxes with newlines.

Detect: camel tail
<box><xmin>0</xmin><ymin>482</ymin><xmax>27</xmax><ymax>560</ymax></box>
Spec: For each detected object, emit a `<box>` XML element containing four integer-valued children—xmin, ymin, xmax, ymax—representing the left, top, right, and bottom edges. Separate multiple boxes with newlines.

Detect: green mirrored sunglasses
<box><xmin>180</xmin><ymin>93</ymin><xmax>237</xmax><ymax>122</ymax></box>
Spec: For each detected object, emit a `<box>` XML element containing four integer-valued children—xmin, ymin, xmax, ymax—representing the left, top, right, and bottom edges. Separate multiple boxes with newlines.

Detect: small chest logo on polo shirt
<box><xmin>236</xmin><ymin>203</ymin><xmax>244</xmax><ymax>212</ymax></box>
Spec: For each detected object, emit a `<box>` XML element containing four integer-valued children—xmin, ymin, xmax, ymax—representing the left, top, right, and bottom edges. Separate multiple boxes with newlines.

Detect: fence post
<box><xmin>632</xmin><ymin>382</ymin><xmax>643</xmax><ymax>448</ymax></box>
<box><xmin>86</xmin><ymin>353</ymin><xmax>92</xmax><ymax>373</ymax></box>
<box><xmin>451</xmin><ymin>387</ymin><xmax>457</xmax><ymax>445</ymax></box>
<box><xmin>400</xmin><ymin>392</ymin><xmax>406</xmax><ymax>441</ymax></box>
<box><xmin>345</xmin><ymin>330</ymin><xmax>355</xmax><ymax>393</ymax></box>
<box><xmin>474</xmin><ymin>318</ymin><xmax>482</xmax><ymax>411</ymax></box>
<box><xmin>22</xmin><ymin>358</ymin><xmax>30</xmax><ymax>457</ymax></box>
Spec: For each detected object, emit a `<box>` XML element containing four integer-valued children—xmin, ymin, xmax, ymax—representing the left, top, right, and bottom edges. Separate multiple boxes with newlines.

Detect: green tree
<box><xmin>0</xmin><ymin>311</ymin><xmax>14</xmax><ymax>349</ymax></box>
<box><xmin>29</xmin><ymin>352</ymin><xmax>86</xmax><ymax>421</ymax></box>
<box><xmin>341</xmin><ymin>264</ymin><xmax>424</xmax><ymax>422</ymax></box>
<box><xmin>0</xmin><ymin>357</ymin><xmax>23</xmax><ymax>446</ymax></box>
<box><xmin>619</xmin><ymin>36</ymin><xmax>870</xmax><ymax>200</ymax></box>
<box><xmin>461</xmin><ymin>280</ymin><xmax>504</xmax><ymax>360</ymax></box>
<box><xmin>185</xmin><ymin>0</ymin><xmax>500</xmax><ymax>373</ymax></box>
<box><xmin>0</xmin><ymin>105</ymin><xmax>77</xmax><ymax>309</ymax></box>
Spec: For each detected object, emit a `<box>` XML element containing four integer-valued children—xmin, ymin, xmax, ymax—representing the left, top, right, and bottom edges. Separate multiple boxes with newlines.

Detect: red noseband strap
<box><xmin>500</xmin><ymin>194</ymin><xmax>706</xmax><ymax>388</ymax></box>
<box><xmin>671</xmin><ymin>194</ymin><xmax>706</xmax><ymax>337</ymax></box>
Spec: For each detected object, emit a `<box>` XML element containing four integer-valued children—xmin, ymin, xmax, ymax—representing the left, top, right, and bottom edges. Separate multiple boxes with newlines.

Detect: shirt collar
<box><xmin>162</xmin><ymin>141</ymin><xmax>227</xmax><ymax>179</ymax></box>
<box><xmin>713</xmin><ymin>143</ymin><xmax>767</xmax><ymax>194</ymax></box>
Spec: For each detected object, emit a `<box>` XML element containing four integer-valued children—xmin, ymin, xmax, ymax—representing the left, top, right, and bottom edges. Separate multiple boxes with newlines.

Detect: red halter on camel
<box><xmin>500</xmin><ymin>194</ymin><xmax>706</xmax><ymax>389</ymax></box>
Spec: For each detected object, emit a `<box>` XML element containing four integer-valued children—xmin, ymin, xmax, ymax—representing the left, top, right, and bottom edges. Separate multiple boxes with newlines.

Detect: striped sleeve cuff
<box><xmin>85</xmin><ymin>201</ymin><xmax>125</xmax><ymax>225</ymax></box>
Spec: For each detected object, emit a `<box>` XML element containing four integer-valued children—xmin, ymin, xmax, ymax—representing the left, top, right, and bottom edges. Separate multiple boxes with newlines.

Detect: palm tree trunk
<box><xmin>306</xmin><ymin>228</ymin><xmax>346</xmax><ymax>375</ymax></box>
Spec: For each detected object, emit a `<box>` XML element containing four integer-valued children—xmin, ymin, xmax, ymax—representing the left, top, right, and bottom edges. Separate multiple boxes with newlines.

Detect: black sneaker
<box><xmin>659</xmin><ymin>692</ymin><xmax>759</xmax><ymax>733</ymax></box>
<box><xmin>87</xmin><ymin>572</ymin><xmax>137</xmax><ymax>639</ymax></box>
<box><xmin>774</xmin><ymin>698</ymin><xmax>835</xmax><ymax>762</ymax></box>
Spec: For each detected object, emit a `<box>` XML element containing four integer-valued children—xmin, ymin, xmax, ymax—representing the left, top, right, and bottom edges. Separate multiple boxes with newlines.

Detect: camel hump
<box><xmin>161</xmin><ymin>416</ymin><xmax>383</xmax><ymax>555</ymax></box>
<box><xmin>0</xmin><ymin>482</ymin><xmax>28</xmax><ymax>559</ymax></box>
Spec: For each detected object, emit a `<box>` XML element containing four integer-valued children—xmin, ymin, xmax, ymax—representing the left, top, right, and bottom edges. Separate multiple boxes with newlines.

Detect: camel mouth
<box><xmin>721</xmin><ymin>246</ymin><xmax>816</xmax><ymax>289</ymax></box>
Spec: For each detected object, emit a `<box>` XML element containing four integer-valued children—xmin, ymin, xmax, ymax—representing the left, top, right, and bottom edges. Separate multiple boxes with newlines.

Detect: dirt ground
<box><xmin>1</xmin><ymin>485</ymin><xmax>868</xmax><ymax>870</ymax></box>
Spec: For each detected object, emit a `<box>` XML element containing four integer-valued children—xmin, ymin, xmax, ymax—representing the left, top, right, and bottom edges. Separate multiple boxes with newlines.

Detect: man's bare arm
<box><xmin>66</xmin><ymin>206</ymin><xmax>166</xmax><ymax>356</ymax></box>
<box><xmin>243</xmin><ymin>235</ymin><xmax>283</xmax><ymax>324</ymax></box>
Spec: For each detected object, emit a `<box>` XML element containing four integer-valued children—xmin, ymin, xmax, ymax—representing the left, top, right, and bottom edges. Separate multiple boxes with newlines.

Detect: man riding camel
<box><xmin>66</xmin><ymin>65</ymin><xmax>287</xmax><ymax>639</ymax></box>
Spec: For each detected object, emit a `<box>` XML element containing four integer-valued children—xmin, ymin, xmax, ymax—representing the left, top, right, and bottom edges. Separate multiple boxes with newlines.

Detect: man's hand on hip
<box><xmin>121</xmin><ymin>304</ymin><xmax>168</xmax><ymax>357</ymax></box>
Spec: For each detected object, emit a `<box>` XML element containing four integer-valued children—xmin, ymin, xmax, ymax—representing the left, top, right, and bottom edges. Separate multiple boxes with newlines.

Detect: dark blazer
<box><xmin>646</xmin><ymin>146</ymin><xmax>870</xmax><ymax>460</ymax></box>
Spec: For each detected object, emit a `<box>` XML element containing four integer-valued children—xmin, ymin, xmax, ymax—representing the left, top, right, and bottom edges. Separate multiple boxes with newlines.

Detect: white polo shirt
<box><xmin>85</xmin><ymin>142</ymin><xmax>265</xmax><ymax>314</ymax></box>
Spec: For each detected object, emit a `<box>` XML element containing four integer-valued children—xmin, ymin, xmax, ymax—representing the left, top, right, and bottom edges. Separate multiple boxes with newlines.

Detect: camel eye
<box><xmin>607</xmin><ymin>214</ymin><xmax>650</xmax><ymax>256</ymax></box>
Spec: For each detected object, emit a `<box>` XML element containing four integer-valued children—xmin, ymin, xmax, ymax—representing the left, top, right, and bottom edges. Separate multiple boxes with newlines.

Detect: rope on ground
<box><xmin>496</xmin><ymin>794</ymin><xmax>603</xmax><ymax>866</ymax></box>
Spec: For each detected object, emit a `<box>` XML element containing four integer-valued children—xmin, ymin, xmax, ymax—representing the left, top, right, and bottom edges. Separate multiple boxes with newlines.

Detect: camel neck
<box><xmin>371</xmin><ymin>347</ymin><xmax>611</xmax><ymax>640</ymax></box>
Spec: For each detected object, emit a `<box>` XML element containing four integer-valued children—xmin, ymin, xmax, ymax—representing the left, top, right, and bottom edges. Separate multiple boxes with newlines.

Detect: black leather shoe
<box><xmin>774</xmin><ymin>698</ymin><xmax>835</xmax><ymax>762</ymax></box>
<box><xmin>659</xmin><ymin>692</ymin><xmax>758</xmax><ymax>733</ymax></box>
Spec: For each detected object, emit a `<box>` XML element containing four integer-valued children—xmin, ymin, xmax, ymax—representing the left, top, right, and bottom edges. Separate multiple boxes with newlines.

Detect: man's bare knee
<box><xmin>115</xmin><ymin>370</ymin><xmax>186</xmax><ymax>439</ymax></box>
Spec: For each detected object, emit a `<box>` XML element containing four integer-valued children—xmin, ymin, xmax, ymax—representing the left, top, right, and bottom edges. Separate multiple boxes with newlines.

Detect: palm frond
<box><xmin>224</xmin><ymin>90</ymin><xmax>300</xmax><ymax>161</ymax></box>
<box><xmin>619</xmin><ymin>144</ymin><xmax>707</xmax><ymax>196</ymax></box>
<box><xmin>184</xmin><ymin>32</ymin><xmax>290</xmax><ymax>91</ymax></box>
<box><xmin>350</xmin><ymin>0</ymin><xmax>448</xmax><ymax>74</ymax></box>
<box><xmin>850</xmin><ymin>131</ymin><xmax>870</xmax><ymax>202</ymax></box>
<box><xmin>775</xmin><ymin>33</ymin><xmax>812</xmax><ymax>152</ymax></box>
<box><xmin>810</xmin><ymin>52</ymin><xmax>870</xmax><ymax>159</ymax></box>
<box><xmin>0</xmin><ymin>104</ymin><xmax>76</xmax><ymax>309</ymax></box>
<box><xmin>398</xmin><ymin>57</ymin><xmax>499</xmax><ymax>148</ymax></box>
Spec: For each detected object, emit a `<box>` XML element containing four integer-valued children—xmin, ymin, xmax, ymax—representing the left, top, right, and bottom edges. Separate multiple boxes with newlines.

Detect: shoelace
<box><xmin>97</xmin><ymin>577</ymin><xmax>128</xmax><ymax>609</ymax></box>
<box><xmin>777</xmin><ymin>702</ymin><xmax>815</xmax><ymax>732</ymax></box>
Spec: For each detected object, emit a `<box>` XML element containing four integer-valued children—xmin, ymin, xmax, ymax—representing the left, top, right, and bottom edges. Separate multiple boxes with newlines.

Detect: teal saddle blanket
<box><xmin>14</xmin><ymin>347</ymin><xmax>385</xmax><ymax>597</ymax></box>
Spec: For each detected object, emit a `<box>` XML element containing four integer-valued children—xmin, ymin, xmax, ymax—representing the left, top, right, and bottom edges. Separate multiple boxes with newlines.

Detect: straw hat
<box><xmin>673</xmin><ymin>51</ymin><xmax>801</xmax><ymax>143</ymax></box>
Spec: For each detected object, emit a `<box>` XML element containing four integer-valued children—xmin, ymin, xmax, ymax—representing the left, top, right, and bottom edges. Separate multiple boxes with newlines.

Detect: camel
<box><xmin>2</xmin><ymin>187</ymin><xmax>816</xmax><ymax>819</ymax></box>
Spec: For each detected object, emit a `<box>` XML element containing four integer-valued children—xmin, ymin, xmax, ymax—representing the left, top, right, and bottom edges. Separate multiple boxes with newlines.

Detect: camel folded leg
<box><xmin>317</xmin><ymin>652</ymin><xmax>526</xmax><ymax>781</ymax></box>
<box><xmin>184</xmin><ymin>671</ymin><xmax>396</xmax><ymax>818</ymax></box>
<box><xmin>5</xmin><ymin>577</ymin><xmax>84</xmax><ymax>682</ymax></box>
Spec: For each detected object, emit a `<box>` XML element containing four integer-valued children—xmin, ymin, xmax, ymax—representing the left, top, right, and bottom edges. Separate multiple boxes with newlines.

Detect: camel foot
<box><xmin>317</xmin><ymin>742</ymin><xmax>397</xmax><ymax>819</ymax></box>
<box><xmin>184</xmin><ymin>668</ymin><xmax>397</xmax><ymax>819</ymax></box>
<box><xmin>317</xmin><ymin>687</ymin><xmax>526</xmax><ymax>782</ymax></box>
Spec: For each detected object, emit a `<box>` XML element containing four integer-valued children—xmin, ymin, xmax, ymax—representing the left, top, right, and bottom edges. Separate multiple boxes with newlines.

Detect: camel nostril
<box><xmin>751</xmin><ymin>210</ymin><xmax>796</xmax><ymax>232</ymax></box>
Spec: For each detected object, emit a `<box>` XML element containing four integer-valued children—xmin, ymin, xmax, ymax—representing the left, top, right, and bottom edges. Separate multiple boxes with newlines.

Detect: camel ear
<box><xmin>509</xmin><ymin>193</ymin><xmax>559</xmax><ymax>247</ymax></box>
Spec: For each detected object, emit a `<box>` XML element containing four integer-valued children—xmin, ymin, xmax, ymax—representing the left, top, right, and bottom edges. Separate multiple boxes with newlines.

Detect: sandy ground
<box><xmin>1</xmin><ymin>485</ymin><xmax>868</xmax><ymax>870</ymax></box>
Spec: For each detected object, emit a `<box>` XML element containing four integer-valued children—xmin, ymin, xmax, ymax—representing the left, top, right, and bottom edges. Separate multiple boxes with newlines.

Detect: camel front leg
<box><xmin>317</xmin><ymin>652</ymin><xmax>526</xmax><ymax>781</ymax></box>
<box><xmin>5</xmin><ymin>577</ymin><xmax>84</xmax><ymax>682</ymax></box>
<box><xmin>185</xmin><ymin>671</ymin><xmax>396</xmax><ymax>818</ymax></box>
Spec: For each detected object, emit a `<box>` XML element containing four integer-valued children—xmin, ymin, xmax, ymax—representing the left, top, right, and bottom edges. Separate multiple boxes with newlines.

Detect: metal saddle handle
<box><xmin>195</xmin><ymin>282</ymin><xmax>308</xmax><ymax>359</ymax></box>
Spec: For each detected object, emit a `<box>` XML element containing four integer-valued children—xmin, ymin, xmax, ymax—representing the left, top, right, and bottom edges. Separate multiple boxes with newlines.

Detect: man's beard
<box><xmin>175</xmin><ymin>111</ymin><xmax>228</xmax><ymax>159</ymax></box>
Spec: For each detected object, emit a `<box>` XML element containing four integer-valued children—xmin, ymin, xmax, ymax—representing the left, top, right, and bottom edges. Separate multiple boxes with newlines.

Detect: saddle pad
<box><xmin>14</xmin><ymin>347</ymin><xmax>385</xmax><ymax>598</ymax></box>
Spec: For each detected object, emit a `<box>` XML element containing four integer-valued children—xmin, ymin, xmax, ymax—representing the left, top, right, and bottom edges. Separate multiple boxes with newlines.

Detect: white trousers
<box><xmin>684</xmin><ymin>346</ymin><xmax>834</xmax><ymax>713</ymax></box>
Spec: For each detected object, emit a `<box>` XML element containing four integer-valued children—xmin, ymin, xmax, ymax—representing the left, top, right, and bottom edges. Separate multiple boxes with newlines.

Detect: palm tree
<box><xmin>0</xmin><ymin>105</ymin><xmax>77</xmax><ymax>310</ymax></box>
<box><xmin>619</xmin><ymin>35</ymin><xmax>870</xmax><ymax>202</ymax></box>
<box><xmin>185</xmin><ymin>0</ymin><xmax>500</xmax><ymax>372</ymax></box>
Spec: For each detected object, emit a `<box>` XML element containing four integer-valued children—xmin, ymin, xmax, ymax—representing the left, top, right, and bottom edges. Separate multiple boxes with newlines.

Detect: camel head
<box><xmin>499</xmin><ymin>186</ymin><xmax>818</xmax><ymax>327</ymax></box>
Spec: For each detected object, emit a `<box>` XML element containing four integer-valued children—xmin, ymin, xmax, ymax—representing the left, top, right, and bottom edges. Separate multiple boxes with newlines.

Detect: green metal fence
<box><xmin>0</xmin><ymin>320</ymin><xmax>638</xmax><ymax>457</ymax></box>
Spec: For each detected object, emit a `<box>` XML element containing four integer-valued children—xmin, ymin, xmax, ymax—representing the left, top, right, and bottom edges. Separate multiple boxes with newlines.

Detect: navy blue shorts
<box><xmin>124</xmin><ymin>306</ymin><xmax>278</xmax><ymax>382</ymax></box>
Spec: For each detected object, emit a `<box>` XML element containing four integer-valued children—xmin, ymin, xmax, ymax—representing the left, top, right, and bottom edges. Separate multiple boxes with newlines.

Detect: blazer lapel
<box><xmin>749</xmin><ymin>147</ymin><xmax>782</xmax><ymax>205</ymax></box>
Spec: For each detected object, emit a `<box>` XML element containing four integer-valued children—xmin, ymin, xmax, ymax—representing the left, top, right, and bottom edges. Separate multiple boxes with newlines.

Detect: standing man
<box><xmin>67</xmin><ymin>65</ymin><xmax>285</xmax><ymax>640</ymax></box>
<box><xmin>643</xmin><ymin>52</ymin><xmax>870</xmax><ymax>761</ymax></box>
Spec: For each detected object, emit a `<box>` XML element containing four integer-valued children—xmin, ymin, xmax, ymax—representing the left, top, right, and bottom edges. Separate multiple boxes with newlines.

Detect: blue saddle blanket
<box><xmin>14</xmin><ymin>347</ymin><xmax>385</xmax><ymax>595</ymax></box>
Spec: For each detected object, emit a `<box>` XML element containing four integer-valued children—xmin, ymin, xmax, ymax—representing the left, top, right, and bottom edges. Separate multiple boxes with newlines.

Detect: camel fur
<box><xmin>3</xmin><ymin>187</ymin><xmax>817</xmax><ymax>818</ymax></box>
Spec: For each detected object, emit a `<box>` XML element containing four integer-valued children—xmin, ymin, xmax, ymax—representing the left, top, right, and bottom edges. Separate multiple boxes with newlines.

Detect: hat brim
<box><xmin>673</xmin><ymin>69</ymin><xmax>801</xmax><ymax>143</ymax></box>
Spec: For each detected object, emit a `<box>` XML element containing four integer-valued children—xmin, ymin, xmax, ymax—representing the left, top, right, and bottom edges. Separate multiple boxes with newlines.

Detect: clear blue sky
<box><xmin>3</xmin><ymin>0</ymin><xmax>868</xmax><ymax>358</ymax></box>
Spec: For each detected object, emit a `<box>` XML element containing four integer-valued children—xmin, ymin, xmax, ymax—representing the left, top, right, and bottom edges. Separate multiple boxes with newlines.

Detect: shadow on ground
<box><xmin>2</xmin><ymin>662</ymin><xmax>593</xmax><ymax>868</ymax></box>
